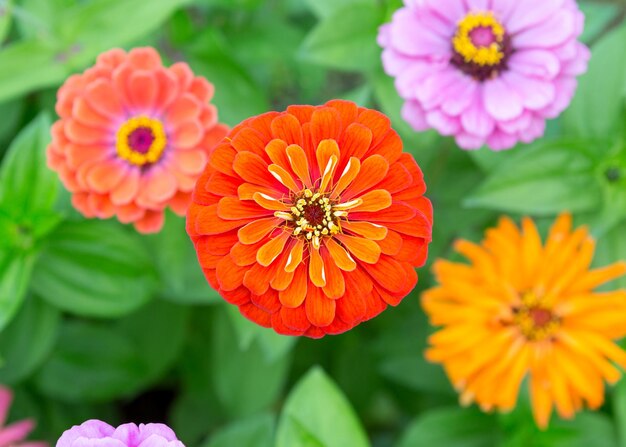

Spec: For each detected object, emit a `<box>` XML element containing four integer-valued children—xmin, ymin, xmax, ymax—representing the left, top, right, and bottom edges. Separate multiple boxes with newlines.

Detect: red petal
<box><xmin>305</xmin><ymin>283</ymin><xmax>336</xmax><ymax>327</ymax></box>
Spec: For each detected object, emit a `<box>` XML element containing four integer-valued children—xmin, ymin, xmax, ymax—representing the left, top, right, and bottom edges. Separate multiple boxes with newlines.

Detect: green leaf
<box><xmin>0</xmin><ymin>113</ymin><xmax>59</xmax><ymax>222</ymax></box>
<box><xmin>276</xmin><ymin>367</ymin><xmax>370</xmax><ymax>447</ymax></box>
<box><xmin>398</xmin><ymin>407</ymin><xmax>500</xmax><ymax>447</ymax></box>
<box><xmin>34</xmin><ymin>320</ymin><xmax>145</xmax><ymax>402</ymax></box>
<box><xmin>614</xmin><ymin>379</ymin><xmax>626</xmax><ymax>447</ymax></box>
<box><xmin>304</xmin><ymin>0</ymin><xmax>375</xmax><ymax>18</ymax></box>
<box><xmin>205</xmin><ymin>414</ymin><xmax>275</xmax><ymax>447</ymax></box>
<box><xmin>187</xmin><ymin>29</ymin><xmax>269</xmax><ymax>126</ymax></box>
<box><xmin>212</xmin><ymin>307</ymin><xmax>291</xmax><ymax>417</ymax></box>
<box><xmin>0</xmin><ymin>295</ymin><xmax>59</xmax><ymax>384</ymax></box>
<box><xmin>578</xmin><ymin>1</ymin><xmax>621</xmax><ymax>44</ymax></box>
<box><xmin>466</xmin><ymin>140</ymin><xmax>601</xmax><ymax>215</ymax></box>
<box><xmin>562</xmin><ymin>23</ymin><xmax>626</xmax><ymax>139</ymax></box>
<box><xmin>0</xmin><ymin>0</ymin><xmax>14</xmax><ymax>43</ymax></box>
<box><xmin>593</xmin><ymin>220</ymin><xmax>626</xmax><ymax>290</ymax></box>
<box><xmin>32</xmin><ymin>220</ymin><xmax>158</xmax><ymax>318</ymax></box>
<box><xmin>0</xmin><ymin>252</ymin><xmax>34</xmax><ymax>332</ymax></box>
<box><xmin>146</xmin><ymin>212</ymin><xmax>220</xmax><ymax>304</ymax></box>
<box><xmin>299</xmin><ymin>2</ymin><xmax>383</xmax><ymax>73</ymax></box>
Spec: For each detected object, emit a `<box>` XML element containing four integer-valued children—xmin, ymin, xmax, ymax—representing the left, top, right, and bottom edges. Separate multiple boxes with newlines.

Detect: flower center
<box><xmin>274</xmin><ymin>188</ymin><xmax>362</xmax><ymax>250</ymax></box>
<box><xmin>513</xmin><ymin>292</ymin><xmax>560</xmax><ymax>341</ymax></box>
<box><xmin>451</xmin><ymin>12</ymin><xmax>512</xmax><ymax>81</ymax></box>
<box><xmin>116</xmin><ymin>116</ymin><xmax>167</xmax><ymax>166</ymax></box>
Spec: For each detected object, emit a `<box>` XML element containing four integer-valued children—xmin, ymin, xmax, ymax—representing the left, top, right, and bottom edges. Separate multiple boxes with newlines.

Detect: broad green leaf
<box><xmin>212</xmin><ymin>307</ymin><xmax>291</xmax><ymax>417</ymax></box>
<box><xmin>593</xmin><ymin>220</ymin><xmax>626</xmax><ymax>290</ymax></box>
<box><xmin>614</xmin><ymin>379</ymin><xmax>626</xmax><ymax>447</ymax></box>
<box><xmin>34</xmin><ymin>320</ymin><xmax>145</xmax><ymax>402</ymax></box>
<box><xmin>0</xmin><ymin>295</ymin><xmax>59</xmax><ymax>384</ymax></box>
<box><xmin>146</xmin><ymin>212</ymin><xmax>220</xmax><ymax>304</ymax></box>
<box><xmin>205</xmin><ymin>414</ymin><xmax>275</xmax><ymax>447</ymax></box>
<box><xmin>466</xmin><ymin>140</ymin><xmax>601</xmax><ymax>215</ymax></box>
<box><xmin>0</xmin><ymin>0</ymin><xmax>14</xmax><ymax>43</ymax></box>
<box><xmin>562</xmin><ymin>23</ymin><xmax>626</xmax><ymax>139</ymax></box>
<box><xmin>304</xmin><ymin>0</ymin><xmax>375</xmax><ymax>18</ymax></box>
<box><xmin>276</xmin><ymin>367</ymin><xmax>370</xmax><ymax>447</ymax></box>
<box><xmin>398</xmin><ymin>407</ymin><xmax>500</xmax><ymax>447</ymax></box>
<box><xmin>187</xmin><ymin>29</ymin><xmax>269</xmax><ymax>125</ymax></box>
<box><xmin>32</xmin><ymin>220</ymin><xmax>158</xmax><ymax>318</ymax></box>
<box><xmin>578</xmin><ymin>1</ymin><xmax>621</xmax><ymax>44</ymax></box>
<box><xmin>117</xmin><ymin>299</ymin><xmax>189</xmax><ymax>387</ymax></box>
<box><xmin>225</xmin><ymin>305</ymin><xmax>296</xmax><ymax>362</ymax></box>
<box><xmin>0</xmin><ymin>113</ymin><xmax>59</xmax><ymax>221</ymax></box>
<box><xmin>299</xmin><ymin>2</ymin><xmax>384</xmax><ymax>73</ymax></box>
<box><xmin>0</xmin><ymin>40</ymin><xmax>68</xmax><ymax>103</ymax></box>
<box><xmin>0</xmin><ymin>252</ymin><xmax>34</xmax><ymax>332</ymax></box>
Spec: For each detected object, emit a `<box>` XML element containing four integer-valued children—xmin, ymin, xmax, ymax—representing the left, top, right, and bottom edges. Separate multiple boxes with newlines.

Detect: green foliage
<box><xmin>204</xmin><ymin>414</ymin><xmax>275</xmax><ymax>447</ymax></box>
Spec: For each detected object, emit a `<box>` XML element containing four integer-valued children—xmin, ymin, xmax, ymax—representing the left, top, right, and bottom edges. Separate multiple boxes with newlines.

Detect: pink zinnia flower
<box><xmin>378</xmin><ymin>0</ymin><xmax>590</xmax><ymax>150</ymax></box>
<box><xmin>47</xmin><ymin>47</ymin><xmax>229</xmax><ymax>233</ymax></box>
<box><xmin>0</xmin><ymin>386</ymin><xmax>46</xmax><ymax>447</ymax></box>
<box><xmin>57</xmin><ymin>420</ymin><xmax>184</xmax><ymax>447</ymax></box>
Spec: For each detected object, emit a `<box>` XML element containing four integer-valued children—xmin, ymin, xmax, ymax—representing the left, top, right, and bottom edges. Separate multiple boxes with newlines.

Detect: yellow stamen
<box><xmin>453</xmin><ymin>12</ymin><xmax>505</xmax><ymax>67</ymax></box>
<box><xmin>116</xmin><ymin>116</ymin><xmax>167</xmax><ymax>166</ymax></box>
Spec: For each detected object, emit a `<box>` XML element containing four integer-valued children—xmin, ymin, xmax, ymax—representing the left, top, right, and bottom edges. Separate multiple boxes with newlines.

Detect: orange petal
<box><xmin>351</xmin><ymin>202</ymin><xmax>415</xmax><ymax>221</ymax></box>
<box><xmin>134</xmin><ymin>210</ymin><xmax>165</xmax><ymax>234</ymax></box>
<box><xmin>384</xmin><ymin>210</ymin><xmax>431</xmax><ymax>238</ymax></box>
<box><xmin>237</xmin><ymin>217</ymin><xmax>281</xmax><ymax>244</ymax></box>
<box><xmin>238</xmin><ymin>182</ymin><xmax>282</xmax><ymax>200</ymax></box>
<box><xmin>173</xmin><ymin>120</ymin><xmax>203</xmax><ymax>149</ymax></box>
<box><xmin>305</xmin><ymin>283</ymin><xmax>336</xmax><ymax>327</ymax></box>
<box><xmin>205</xmin><ymin>171</ymin><xmax>239</xmax><ymax>197</ymax></box>
<box><xmin>331</xmin><ymin>157</ymin><xmax>361</xmax><ymax>199</ymax></box>
<box><xmin>172</xmin><ymin>149</ymin><xmax>208</xmax><ymax>176</ymax></box>
<box><xmin>209</xmin><ymin>144</ymin><xmax>237</xmax><ymax>177</ymax></box>
<box><xmin>280</xmin><ymin>303</ymin><xmax>311</xmax><ymax>331</ymax></box>
<box><xmin>233</xmin><ymin>151</ymin><xmax>283</xmax><ymax>191</ymax></box>
<box><xmin>310</xmin><ymin>107</ymin><xmax>341</xmax><ymax>148</ymax></box>
<box><xmin>286</xmin><ymin>105</ymin><xmax>315</xmax><ymax>124</ymax></box>
<box><xmin>342</xmin><ymin>155</ymin><xmax>389</xmax><ymax>199</ymax></box>
<box><xmin>342</xmin><ymin>221</ymin><xmax>387</xmax><ymax>241</ymax></box>
<box><xmin>217</xmin><ymin>197</ymin><xmax>272</xmax><ymax>220</ymax></box>
<box><xmin>221</xmin><ymin>286</ymin><xmax>250</xmax><ymax>306</ymax></box>
<box><xmin>239</xmin><ymin>303</ymin><xmax>272</xmax><ymax>328</ymax></box>
<box><xmin>128</xmin><ymin>47</ymin><xmax>162</xmax><ymax>70</ymax></box>
<box><xmin>340</xmin><ymin>123</ymin><xmax>372</xmax><ymax>161</ymax></box>
<box><xmin>309</xmin><ymin>247</ymin><xmax>326</xmax><ymax>287</ymax></box>
<box><xmin>316</xmin><ymin>139</ymin><xmax>340</xmax><ymax>182</ymax></box>
<box><xmin>268</xmin><ymin>164</ymin><xmax>300</xmax><ymax>192</ymax></box>
<box><xmin>286</xmin><ymin>144</ymin><xmax>312</xmax><ymax>187</ymax></box>
<box><xmin>326</xmin><ymin>100</ymin><xmax>358</xmax><ymax>126</ymax></box>
<box><xmin>335</xmin><ymin>234</ymin><xmax>381</xmax><ymax>264</ymax></box>
<box><xmin>369</xmin><ymin>129</ymin><xmax>402</xmax><ymax>164</ymax></box>
<box><xmin>230</xmin><ymin>240</ymin><xmax>265</xmax><ymax>266</ymax></box>
<box><xmin>137</xmin><ymin>167</ymin><xmax>177</xmax><ymax>206</ymax></box>
<box><xmin>251</xmin><ymin>289</ymin><xmax>281</xmax><ymax>314</ymax></box>
<box><xmin>253</xmin><ymin>192</ymin><xmax>290</xmax><ymax>211</ymax></box>
<box><xmin>195</xmin><ymin>205</ymin><xmax>253</xmax><ymax>235</ymax></box>
<box><xmin>189</xmin><ymin>77</ymin><xmax>214</xmax><ymax>102</ymax></box>
<box><xmin>265</xmin><ymin>138</ymin><xmax>292</xmax><ymax>171</ymax></box>
<box><xmin>257</xmin><ymin>231</ymin><xmax>290</xmax><ymax>267</ymax></box>
<box><xmin>272</xmin><ymin>312</ymin><xmax>305</xmax><ymax>336</ymax></box>
<box><xmin>324</xmin><ymin>238</ymin><xmax>357</xmax><ymax>272</ymax></box>
<box><xmin>154</xmin><ymin>68</ymin><xmax>179</xmax><ymax>112</ymax></box>
<box><xmin>285</xmin><ymin>238</ymin><xmax>305</xmax><ymax>272</ymax></box>
<box><xmin>377</xmin><ymin>228</ymin><xmax>403</xmax><ymax>256</ymax></box>
<box><xmin>376</xmin><ymin>162</ymin><xmax>413</xmax><ymax>194</ymax></box>
<box><xmin>199</xmin><ymin>230</ymin><xmax>239</xmax><ymax>255</ymax></box>
<box><xmin>321</xmin><ymin>247</ymin><xmax>345</xmax><ymax>299</ymax></box>
<box><xmin>271</xmin><ymin>113</ymin><xmax>303</xmax><ymax>146</ymax></box>
<box><xmin>231</xmin><ymin>127</ymin><xmax>267</xmax><ymax>158</ymax></box>
<box><xmin>166</xmin><ymin>94</ymin><xmax>202</xmax><ymax>129</ymax></box>
<box><xmin>216</xmin><ymin>255</ymin><xmax>248</xmax><ymax>291</ymax></box>
<box><xmin>270</xmin><ymin>256</ymin><xmax>295</xmax><ymax>291</ymax></box>
<box><xmin>65</xmin><ymin>119</ymin><xmax>110</xmax><ymax>145</ymax></box>
<box><xmin>279</xmin><ymin>263</ymin><xmax>308</xmax><ymax>308</ymax></box>
<box><xmin>242</xmin><ymin>262</ymin><xmax>273</xmax><ymax>296</ymax></box>
<box><xmin>110</xmin><ymin>167</ymin><xmax>140</xmax><ymax>205</ymax></box>
<box><xmin>72</xmin><ymin>97</ymin><xmax>111</xmax><ymax>129</ymax></box>
<box><xmin>84</xmin><ymin>79</ymin><xmax>125</xmax><ymax>118</ymax></box>
<box><xmin>357</xmin><ymin>109</ymin><xmax>391</xmax><ymax>148</ymax></box>
<box><xmin>350</xmin><ymin>190</ymin><xmax>392</xmax><ymax>213</ymax></box>
<box><xmin>128</xmin><ymin>71</ymin><xmax>157</xmax><ymax>111</ymax></box>
<box><xmin>336</xmin><ymin>288</ymin><xmax>366</xmax><ymax>325</ymax></box>
<box><xmin>368</xmin><ymin>256</ymin><xmax>417</xmax><ymax>296</ymax></box>
<box><xmin>86</xmin><ymin>159</ymin><xmax>126</xmax><ymax>193</ymax></box>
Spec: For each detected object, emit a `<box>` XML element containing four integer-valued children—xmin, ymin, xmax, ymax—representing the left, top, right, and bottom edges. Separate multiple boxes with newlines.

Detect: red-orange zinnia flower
<box><xmin>187</xmin><ymin>100</ymin><xmax>433</xmax><ymax>338</ymax></box>
<box><xmin>423</xmin><ymin>213</ymin><xmax>626</xmax><ymax>428</ymax></box>
<box><xmin>47</xmin><ymin>47</ymin><xmax>228</xmax><ymax>233</ymax></box>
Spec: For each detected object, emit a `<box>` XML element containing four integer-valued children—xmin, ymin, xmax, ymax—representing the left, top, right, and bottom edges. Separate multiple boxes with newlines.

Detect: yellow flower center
<box><xmin>453</xmin><ymin>12</ymin><xmax>505</xmax><ymax>67</ymax></box>
<box><xmin>274</xmin><ymin>188</ymin><xmax>362</xmax><ymax>250</ymax></box>
<box><xmin>513</xmin><ymin>292</ymin><xmax>560</xmax><ymax>341</ymax></box>
<box><xmin>116</xmin><ymin>116</ymin><xmax>167</xmax><ymax>166</ymax></box>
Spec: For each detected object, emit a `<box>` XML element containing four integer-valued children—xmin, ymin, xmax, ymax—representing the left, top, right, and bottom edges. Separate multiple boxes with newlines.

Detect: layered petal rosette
<box><xmin>378</xmin><ymin>0</ymin><xmax>590</xmax><ymax>150</ymax></box>
<box><xmin>57</xmin><ymin>420</ymin><xmax>183</xmax><ymax>447</ymax></box>
<box><xmin>423</xmin><ymin>214</ymin><xmax>626</xmax><ymax>428</ymax></box>
<box><xmin>187</xmin><ymin>100</ymin><xmax>433</xmax><ymax>338</ymax></box>
<box><xmin>47</xmin><ymin>47</ymin><xmax>228</xmax><ymax>233</ymax></box>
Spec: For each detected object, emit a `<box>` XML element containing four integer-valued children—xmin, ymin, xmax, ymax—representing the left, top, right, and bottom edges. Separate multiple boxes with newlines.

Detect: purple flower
<box><xmin>0</xmin><ymin>386</ymin><xmax>46</xmax><ymax>447</ymax></box>
<box><xmin>378</xmin><ymin>0</ymin><xmax>590</xmax><ymax>151</ymax></box>
<box><xmin>56</xmin><ymin>420</ymin><xmax>184</xmax><ymax>447</ymax></box>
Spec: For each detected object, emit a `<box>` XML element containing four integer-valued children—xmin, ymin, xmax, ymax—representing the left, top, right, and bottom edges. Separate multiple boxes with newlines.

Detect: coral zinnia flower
<box><xmin>187</xmin><ymin>100</ymin><xmax>433</xmax><ymax>338</ymax></box>
<box><xmin>47</xmin><ymin>47</ymin><xmax>228</xmax><ymax>233</ymax></box>
<box><xmin>0</xmin><ymin>386</ymin><xmax>46</xmax><ymax>447</ymax></box>
<box><xmin>423</xmin><ymin>213</ymin><xmax>626</xmax><ymax>428</ymax></box>
<box><xmin>378</xmin><ymin>0</ymin><xmax>589</xmax><ymax>150</ymax></box>
<box><xmin>57</xmin><ymin>420</ymin><xmax>183</xmax><ymax>447</ymax></box>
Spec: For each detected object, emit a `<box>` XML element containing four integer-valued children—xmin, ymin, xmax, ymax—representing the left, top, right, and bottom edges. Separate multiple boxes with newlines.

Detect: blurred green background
<box><xmin>1</xmin><ymin>0</ymin><xmax>626</xmax><ymax>446</ymax></box>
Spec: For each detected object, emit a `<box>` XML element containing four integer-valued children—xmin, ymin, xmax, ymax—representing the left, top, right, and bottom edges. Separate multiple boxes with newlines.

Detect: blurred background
<box><xmin>0</xmin><ymin>0</ymin><xmax>626</xmax><ymax>446</ymax></box>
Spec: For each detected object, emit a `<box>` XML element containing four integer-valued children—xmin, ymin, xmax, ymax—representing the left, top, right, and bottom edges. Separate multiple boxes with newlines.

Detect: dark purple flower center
<box><xmin>127</xmin><ymin>127</ymin><xmax>155</xmax><ymax>154</ymax></box>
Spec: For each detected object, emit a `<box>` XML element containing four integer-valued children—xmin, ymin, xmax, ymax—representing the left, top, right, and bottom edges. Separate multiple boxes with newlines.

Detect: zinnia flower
<box><xmin>0</xmin><ymin>386</ymin><xmax>46</xmax><ymax>447</ymax></box>
<box><xmin>57</xmin><ymin>420</ymin><xmax>183</xmax><ymax>447</ymax></box>
<box><xmin>187</xmin><ymin>99</ymin><xmax>433</xmax><ymax>338</ymax></box>
<box><xmin>378</xmin><ymin>0</ymin><xmax>590</xmax><ymax>150</ymax></box>
<box><xmin>423</xmin><ymin>213</ymin><xmax>626</xmax><ymax>428</ymax></box>
<box><xmin>47</xmin><ymin>47</ymin><xmax>228</xmax><ymax>233</ymax></box>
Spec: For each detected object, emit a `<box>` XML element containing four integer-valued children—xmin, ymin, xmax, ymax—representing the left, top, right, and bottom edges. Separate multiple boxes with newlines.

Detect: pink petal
<box><xmin>486</xmin><ymin>130</ymin><xmax>519</xmax><ymax>151</ymax></box>
<box><xmin>425</xmin><ymin>110</ymin><xmax>461</xmax><ymax>136</ymax></box>
<box><xmin>440</xmin><ymin>73</ymin><xmax>478</xmax><ymax>116</ymax></box>
<box><xmin>390</xmin><ymin>8</ymin><xmax>451</xmax><ymax>57</ymax></box>
<box><xmin>466</xmin><ymin>0</ymin><xmax>490</xmax><ymax>11</ymax></box>
<box><xmin>483</xmin><ymin>77</ymin><xmax>523</xmax><ymax>121</ymax></box>
<box><xmin>505</xmin><ymin>0</ymin><xmax>566</xmax><ymax>34</ymax></box>
<box><xmin>561</xmin><ymin>43</ymin><xmax>590</xmax><ymax>76</ymax></box>
<box><xmin>401</xmin><ymin>100</ymin><xmax>429</xmax><ymax>131</ymax></box>
<box><xmin>416</xmin><ymin>68</ymin><xmax>460</xmax><ymax>110</ymax></box>
<box><xmin>381</xmin><ymin>49</ymin><xmax>414</xmax><ymax>77</ymax></box>
<box><xmin>513</xmin><ymin>9</ymin><xmax>576</xmax><ymax>49</ymax></box>
<box><xmin>503</xmin><ymin>72</ymin><xmax>556</xmax><ymax>111</ymax></box>
<box><xmin>138</xmin><ymin>436</ymin><xmax>184</xmax><ymax>447</ymax></box>
<box><xmin>396</xmin><ymin>61</ymin><xmax>445</xmax><ymax>99</ymax></box>
<box><xmin>455</xmin><ymin>132</ymin><xmax>485</xmax><ymax>150</ymax></box>
<box><xmin>540</xmin><ymin>77</ymin><xmax>577</xmax><ymax>119</ymax></box>
<box><xmin>461</xmin><ymin>91</ymin><xmax>495</xmax><ymax>137</ymax></box>
<box><xmin>508</xmin><ymin>50</ymin><xmax>561</xmax><ymax>80</ymax></box>
<box><xmin>172</xmin><ymin>149</ymin><xmax>208</xmax><ymax>175</ymax></box>
<box><xmin>519</xmin><ymin>117</ymin><xmax>547</xmax><ymax>143</ymax></box>
<box><xmin>424</xmin><ymin>0</ymin><xmax>467</xmax><ymax>24</ymax></box>
<box><xmin>72</xmin><ymin>438</ymin><xmax>127</xmax><ymax>447</ymax></box>
<box><xmin>0</xmin><ymin>420</ymin><xmax>35</xmax><ymax>446</ymax></box>
<box><xmin>497</xmin><ymin>110</ymin><xmax>532</xmax><ymax>134</ymax></box>
<box><xmin>491</xmin><ymin>0</ymin><xmax>519</xmax><ymax>24</ymax></box>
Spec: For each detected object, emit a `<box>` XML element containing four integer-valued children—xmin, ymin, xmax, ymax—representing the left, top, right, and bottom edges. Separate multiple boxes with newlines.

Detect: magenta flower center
<box><xmin>469</xmin><ymin>26</ymin><xmax>497</xmax><ymax>47</ymax></box>
<box><xmin>128</xmin><ymin>127</ymin><xmax>155</xmax><ymax>154</ymax></box>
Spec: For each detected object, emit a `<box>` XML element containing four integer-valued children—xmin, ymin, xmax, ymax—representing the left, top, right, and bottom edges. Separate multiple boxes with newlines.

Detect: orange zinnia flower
<box><xmin>423</xmin><ymin>213</ymin><xmax>626</xmax><ymax>428</ymax></box>
<box><xmin>47</xmin><ymin>47</ymin><xmax>228</xmax><ymax>233</ymax></box>
<box><xmin>187</xmin><ymin>100</ymin><xmax>433</xmax><ymax>338</ymax></box>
